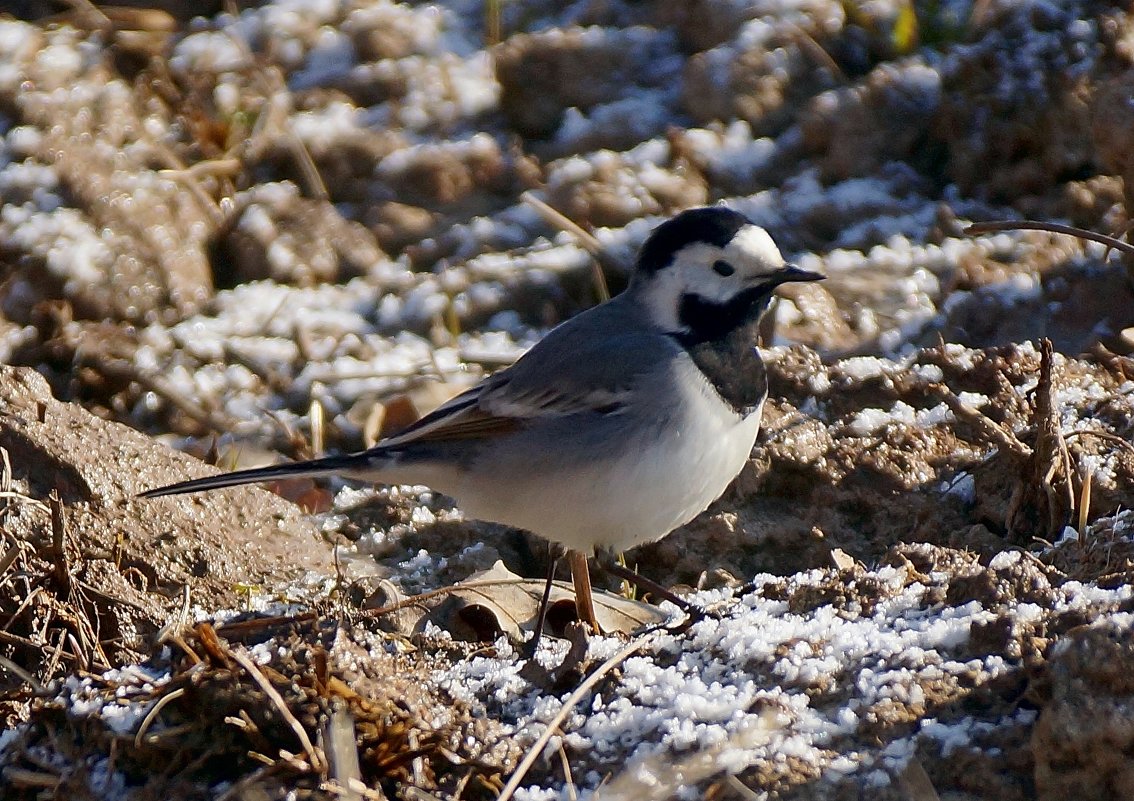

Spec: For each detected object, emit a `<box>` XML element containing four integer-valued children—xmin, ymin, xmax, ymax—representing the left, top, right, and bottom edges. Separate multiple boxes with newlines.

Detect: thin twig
<box><xmin>4</xmin><ymin>768</ymin><xmax>61</xmax><ymax>790</ymax></box>
<box><xmin>1034</xmin><ymin>339</ymin><xmax>1076</xmax><ymax>536</ymax></box>
<box><xmin>80</xmin><ymin>352</ymin><xmax>235</xmax><ymax>434</ymax></box>
<box><xmin>160</xmin><ymin>158</ymin><xmax>243</xmax><ymax>180</ymax></box>
<box><xmin>41</xmin><ymin>627</ymin><xmax>69</xmax><ymax>681</ymax></box>
<box><xmin>964</xmin><ymin>220</ymin><xmax>1134</xmax><ymax>257</ymax></box>
<box><xmin>286</xmin><ymin>129</ymin><xmax>330</xmax><ymax>201</ymax></box>
<box><xmin>1</xmin><ymin>583</ymin><xmax>44</xmax><ymax>634</ymax></box>
<box><xmin>521</xmin><ymin>192</ymin><xmax>603</xmax><ymax>255</ymax></box>
<box><xmin>149</xmin><ymin>139</ymin><xmax>227</xmax><ymax>227</ymax></box>
<box><xmin>934</xmin><ymin>384</ymin><xmax>1031</xmax><ymax>460</ymax></box>
<box><xmin>1065</xmin><ymin>429</ymin><xmax>1134</xmax><ymax>457</ymax></box>
<box><xmin>496</xmin><ymin>633</ymin><xmax>654</xmax><ymax>801</ymax></box>
<box><xmin>449</xmin><ymin>771</ymin><xmax>474</xmax><ymax>801</ymax></box>
<box><xmin>785</xmin><ymin>22</ymin><xmax>847</xmax><ymax>82</ymax></box>
<box><xmin>320</xmin><ymin>780</ymin><xmax>389</xmax><ymax>800</ymax></box>
<box><xmin>0</xmin><ymin>654</ymin><xmax>43</xmax><ymax>691</ymax></box>
<box><xmin>155</xmin><ymin>585</ymin><xmax>194</xmax><ymax>645</ymax></box>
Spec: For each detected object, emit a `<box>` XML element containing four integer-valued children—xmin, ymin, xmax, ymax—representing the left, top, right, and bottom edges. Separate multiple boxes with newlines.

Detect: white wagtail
<box><xmin>141</xmin><ymin>206</ymin><xmax>823</xmax><ymax>635</ymax></box>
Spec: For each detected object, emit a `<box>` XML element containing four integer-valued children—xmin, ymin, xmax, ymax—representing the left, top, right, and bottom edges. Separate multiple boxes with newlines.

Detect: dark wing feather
<box><xmin>376</xmin><ymin>299</ymin><xmax>677</xmax><ymax>449</ymax></box>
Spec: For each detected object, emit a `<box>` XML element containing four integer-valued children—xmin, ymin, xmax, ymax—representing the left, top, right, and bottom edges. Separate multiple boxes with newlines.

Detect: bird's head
<box><xmin>629</xmin><ymin>206</ymin><xmax>824</xmax><ymax>343</ymax></box>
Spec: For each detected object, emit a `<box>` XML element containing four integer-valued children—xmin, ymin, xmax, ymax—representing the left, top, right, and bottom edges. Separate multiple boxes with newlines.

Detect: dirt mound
<box><xmin>0</xmin><ymin>366</ymin><xmax>340</xmax><ymax>724</ymax></box>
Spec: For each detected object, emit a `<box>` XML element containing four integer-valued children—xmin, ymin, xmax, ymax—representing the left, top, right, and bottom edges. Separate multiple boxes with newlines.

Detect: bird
<box><xmin>141</xmin><ymin>206</ymin><xmax>823</xmax><ymax>637</ymax></box>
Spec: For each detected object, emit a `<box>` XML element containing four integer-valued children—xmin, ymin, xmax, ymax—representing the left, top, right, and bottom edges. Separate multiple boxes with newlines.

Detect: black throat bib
<box><xmin>670</xmin><ymin>288</ymin><xmax>773</xmax><ymax>416</ymax></box>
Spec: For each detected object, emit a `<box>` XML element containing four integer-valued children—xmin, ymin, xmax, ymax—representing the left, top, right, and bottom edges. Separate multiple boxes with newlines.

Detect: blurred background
<box><xmin>0</xmin><ymin>0</ymin><xmax>1131</xmax><ymax>465</ymax></box>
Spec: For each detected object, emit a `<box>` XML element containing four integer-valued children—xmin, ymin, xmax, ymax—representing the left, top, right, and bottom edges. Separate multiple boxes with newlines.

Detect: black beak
<box><xmin>773</xmin><ymin>264</ymin><xmax>825</xmax><ymax>284</ymax></box>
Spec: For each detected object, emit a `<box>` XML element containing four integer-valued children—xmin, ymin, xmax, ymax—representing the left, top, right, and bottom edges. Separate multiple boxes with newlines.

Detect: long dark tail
<box><xmin>138</xmin><ymin>452</ymin><xmax>378</xmax><ymax>498</ymax></box>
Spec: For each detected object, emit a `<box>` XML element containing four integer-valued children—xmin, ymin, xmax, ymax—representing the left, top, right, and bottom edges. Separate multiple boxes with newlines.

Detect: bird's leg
<box><xmin>600</xmin><ymin>555</ymin><xmax>702</xmax><ymax>626</ymax></box>
<box><xmin>523</xmin><ymin>543</ymin><xmax>561</xmax><ymax>657</ymax></box>
<box><xmin>567</xmin><ymin>549</ymin><xmax>602</xmax><ymax>633</ymax></box>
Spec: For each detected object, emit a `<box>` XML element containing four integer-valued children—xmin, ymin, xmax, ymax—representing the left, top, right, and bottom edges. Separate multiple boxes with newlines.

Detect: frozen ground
<box><xmin>2</xmin><ymin>1</ymin><xmax>1134</xmax><ymax>800</ymax></box>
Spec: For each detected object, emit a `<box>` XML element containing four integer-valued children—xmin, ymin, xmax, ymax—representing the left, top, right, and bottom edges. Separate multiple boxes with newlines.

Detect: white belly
<box><xmin>433</xmin><ymin>384</ymin><xmax>764</xmax><ymax>555</ymax></box>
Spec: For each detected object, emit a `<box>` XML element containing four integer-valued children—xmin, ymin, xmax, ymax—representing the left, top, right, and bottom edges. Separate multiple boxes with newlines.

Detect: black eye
<box><xmin>712</xmin><ymin>260</ymin><xmax>735</xmax><ymax>277</ymax></box>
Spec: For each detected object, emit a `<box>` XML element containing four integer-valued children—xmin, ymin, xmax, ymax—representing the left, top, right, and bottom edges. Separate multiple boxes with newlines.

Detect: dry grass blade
<box><xmin>324</xmin><ymin>701</ymin><xmax>369</xmax><ymax>801</ymax></box>
<box><xmin>484</xmin><ymin>0</ymin><xmax>502</xmax><ymax>45</ymax></box>
<box><xmin>155</xmin><ymin>585</ymin><xmax>194</xmax><ymax>645</ymax></box>
<box><xmin>557</xmin><ymin>741</ymin><xmax>578</xmax><ymax>801</ymax></box>
<box><xmin>41</xmin><ymin>628</ymin><xmax>69</xmax><ymax>682</ymax></box>
<box><xmin>0</xmin><ymin>492</ymin><xmax>50</xmax><ymax>514</ymax></box>
<box><xmin>285</xmin><ymin>129</ymin><xmax>330</xmax><ymax>201</ymax></box>
<box><xmin>723</xmin><ymin>774</ymin><xmax>762</xmax><ymax>800</ymax></box>
<box><xmin>496</xmin><ymin>632</ymin><xmax>654</xmax><ymax>801</ymax></box>
<box><xmin>59</xmin><ymin>0</ymin><xmax>111</xmax><ymax>29</ymax></box>
<box><xmin>310</xmin><ymin>398</ymin><xmax>326</xmax><ymax>457</ymax></box>
<box><xmin>1</xmin><ymin>445</ymin><xmax>11</xmax><ymax>500</ymax></box>
<box><xmin>0</xmin><ymin>541</ymin><xmax>22</xmax><ymax>580</ymax></box>
<box><xmin>1077</xmin><ymin>465</ymin><xmax>1092</xmax><ymax>536</ymax></box>
<box><xmin>49</xmin><ymin>491</ymin><xmax>71</xmax><ymax>594</ymax></box>
<box><xmin>134</xmin><ymin>687</ymin><xmax>186</xmax><ymax>749</ymax></box>
<box><xmin>1065</xmin><ymin>429</ymin><xmax>1134</xmax><ymax>457</ymax></box>
<box><xmin>785</xmin><ymin>22</ymin><xmax>847</xmax><ymax>82</ymax></box>
<box><xmin>521</xmin><ymin>192</ymin><xmax>603</xmax><ymax>255</ymax></box>
<box><xmin>4</xmin><ymin>582</ymin><xmax>44</xmax><ymax>634</ymax></box>
<box><xmin>966</xmin><ymin>339</ymin><xmax>1075</xmax><ymax>541</ymax></box>
<box><xmin>521</xmin><ymin>191</ymin><xmax>611</xmax><ymax>301</ymax></box>
<box><xmin>161</xmin><ymin>157</ymin><xmax>243</xmax><ymax>180</ymax></box>
<box><xmin>76</xmin><ymin>350</ymin><xmax>236</xmax><ymax>434</ymax></box>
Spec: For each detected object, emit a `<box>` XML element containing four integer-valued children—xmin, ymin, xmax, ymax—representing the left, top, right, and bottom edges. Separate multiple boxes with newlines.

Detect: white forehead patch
<box><xmin>727</xmin><ymin>225</ymin><xmax>784</xmax><ymax>274</ymax></box>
